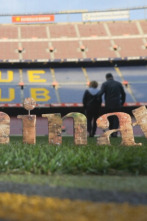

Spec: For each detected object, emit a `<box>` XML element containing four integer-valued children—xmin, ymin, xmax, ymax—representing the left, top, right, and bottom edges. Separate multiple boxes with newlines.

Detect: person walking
<box><xmin>83</xmin><ymin>80</ymin><xmax>102</xmax><ymax>137</ymax></box>
<box><xmin>98</xmin><ymin>73</ymin><xmax>126</xmax><ymax>137</ymax></box>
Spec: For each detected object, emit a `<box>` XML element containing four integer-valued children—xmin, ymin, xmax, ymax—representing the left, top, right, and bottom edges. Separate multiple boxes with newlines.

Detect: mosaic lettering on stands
<box><xmin>0</xmin><ymin>69</ymin><xmax>52</xmax><ymax>103</ymax></box>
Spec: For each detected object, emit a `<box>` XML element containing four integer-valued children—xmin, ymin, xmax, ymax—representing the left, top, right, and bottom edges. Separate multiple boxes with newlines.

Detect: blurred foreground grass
<box><xmin>0</xmin><ymin>174</ymin><xmax>147</xmax><ymax>192</ymax></box>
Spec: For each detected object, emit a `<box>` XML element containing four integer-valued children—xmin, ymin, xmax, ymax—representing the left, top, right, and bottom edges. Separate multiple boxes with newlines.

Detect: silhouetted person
<box><xmin>98</xmin><ymin>73</ymin><xmax>126</xmax><ymax>137</ymax></box>
<box><xmin>83</xmin><ymin>81</ymin><xmax>102</xmax><ymax>137</ymax></box>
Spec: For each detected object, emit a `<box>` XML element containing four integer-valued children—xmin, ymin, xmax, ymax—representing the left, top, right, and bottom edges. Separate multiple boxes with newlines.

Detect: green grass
<box><xmin>0</xmin><ymin>136</ymin><xmax>146</xmax><ymax>176</ymax></box>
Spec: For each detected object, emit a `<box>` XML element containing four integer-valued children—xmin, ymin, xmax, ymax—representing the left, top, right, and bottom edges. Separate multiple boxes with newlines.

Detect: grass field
<box><xmin>0</xmin><ymin>136</ymin><xmax>147</xmax><ymax>176</ymax></box>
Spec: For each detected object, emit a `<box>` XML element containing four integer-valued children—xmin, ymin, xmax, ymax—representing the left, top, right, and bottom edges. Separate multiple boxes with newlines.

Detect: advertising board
<box><xmin>12</xmin><ymin>15</ymin><xmax>54</xmax><ymax>23</ymax></box>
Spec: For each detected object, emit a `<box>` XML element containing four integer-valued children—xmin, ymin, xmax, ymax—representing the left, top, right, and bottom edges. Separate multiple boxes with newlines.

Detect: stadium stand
<box><xmin>0</xmin><ymin>19</ymin><xmax>146</xmax><ymax>110</ymax></box>
<box><xmin>77</xmin><ymin>23</ymin><xmax>107</xmax><ymax>37</ymax></box>
<box><xmin>21</xmin><ymin>41</ymin><xmax>50</xmax><ymax>60</ymax></box>
<box><xmin>0</xmin><ymin>25</ymin><xmax>18</xmax><ymax>38</ymax></box>
<box><xmin>20</xmin><ymin>25</ymin><xmax>47</xmax><ymax>39</ymax></box>
<box><xmin>54</xmin><ymin>67</ymin><xmax>87</xmax><ymax>83</ymax></box>
<box><xmin>106</xmin><ymin>21</ymin><xmax>140</xmax><ymax>35</ymax></box>
<box><xmin>49</xmin><ymin>24</ymin><xmax>77</xmax><ymax>38</ymax></box>
<box><xmin>0</xmin><ymin>42</ymin><xmax>19</xmax><ymax>60</ymax></box>
<box><xmin>119</xmin><ymin>66</ymin><xmax>147</xmax><ymax>103</ymax></box>
<box><xmin>0</xmin><ymin>20</ymin><xmax>146</xmax><ymax>62</ymax></box>
<box><xmin>114</xmin><ymin>38</ymin><xmax>147</xmax><ymax>57</ymax></box>
<box><xmin>52</xmin><ymin>41</ymin><xmax>83</xmax><ymax>59</ymax></box>
<box><xmin>138</xmin><ymin>21</ymin><xmax>147</xmax><ymax>33</ymax></box>
<box><xmin>82</xmin><ymin>39</ymin><xmax>117</xmax><ymax>58</ymax></box>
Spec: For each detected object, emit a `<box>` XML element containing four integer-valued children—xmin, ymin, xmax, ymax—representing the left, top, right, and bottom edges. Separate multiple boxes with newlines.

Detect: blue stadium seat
<box><xmin>119</xmin><ymin>66</ymin><xmax>147</xmax><ymax>82</ymax></box>
<box><xmin>58</xmin><ymin>85</ymin><xmax>87</xmax><ymax>103</ymax></box>
<box><xmin>129</xmin><ymin>83</ymin><xmax>147</xmax><ymax>102</ymax></box>
<box><xmin>124</xmin><ymin>89</ymin><xmax>135</xmax><ymax>103</ymax></box>
<box><xmin>119</xmin><ymin>66</ymin><xmax>147</xmax><ymax>102</ymax></box>
<box><xmin>54</xmin><ymin>67</ymin><xmax>86</xmax><ymax>83</ymax></box>
<box><xmin>86</xmin><ymin>66</ymin><xmax>122</xmax><ymax>85</ymax></box>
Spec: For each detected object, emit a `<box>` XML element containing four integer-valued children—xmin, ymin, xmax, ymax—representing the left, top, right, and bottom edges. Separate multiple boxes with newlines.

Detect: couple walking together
<box><xmin>83</xmin><ymin>73</ymin><xmax>126</xmax><ymax>137</ymax></box>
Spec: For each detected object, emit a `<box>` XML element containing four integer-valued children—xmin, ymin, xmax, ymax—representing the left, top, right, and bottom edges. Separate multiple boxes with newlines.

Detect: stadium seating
<box><xmin>54</xmin><ymin>67</ymin><xmax>86</xmax><ymax>83</ymax></box>
<box><xmin>82</xmin><ymin>39</ymin><xmax>117</xmax><ymax>59</ymax></box>
<box><xmin>1</xmin><ymin>65</ymin><xmax>146</xmax><ymax>105</ymax></box>
<box><xmin>114</xmin><ymin>38</ymin><xmax>147</xmax><ymax>57</ymax></box>
<box><xmin>52</xmin><ymin>41</ymin><xmax>83</xmax><ymax>59</ymax></box>
<box><xmin>77</xmin><ymin>23</ymin><xmax>107</xmax><ymax>37</ymax></box>
<box><xmin>20</xmin><ymin>25</ymin><xmax>47</xmax><ymax>39</ymax></box>
<box><xmin>119</xmin><ymin>66</ymin><xmax>147</xmax><ymax>103</ymax></box>
<box><xmin>107</xmin><ymin>21</ymin><xmax>140</xmax><ymax>35</ymax></box>
<box><xmin>0</xmin><ymin>20</ymin><xmax>146</xmax><ymax>62</ymax></box>
<box><xmin>49</xmin><ymin>24</ymin><xmax>77</xmax><ymax>38</ymax></box>
<box><xmin>0</xmin><ymin>20</ymin><xmax>146</xmax><ymax>106</ymax></box>
<box><xmin>139</xmin><ymin>21</ymin><xmax>147</xmax><ymax>33</ymax></box>
<box><xmin>0</xmin><ymin>42</ymin><xmax>19</xmax><ymax>60</ymax></box>
<box><xmin>0</xmin><ymin>25</ymin><xmax>18</xmax><ymax>38</ymax></box>
<box><xmin>21</xmin><ymin>42</ymin><xmax>50</xmax><ymax>60</ymax></box>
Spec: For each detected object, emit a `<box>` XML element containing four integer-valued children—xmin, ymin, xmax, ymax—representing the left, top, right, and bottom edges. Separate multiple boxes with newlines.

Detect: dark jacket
<box><xmin>98</xmin><ymin>78</ymin><xmax>126</xmax><ymax>109</ymax></box>
<box><xmin>83</xmin><ymin>88</ymin><xmax>102</xmax><ymax>112</ymax></box>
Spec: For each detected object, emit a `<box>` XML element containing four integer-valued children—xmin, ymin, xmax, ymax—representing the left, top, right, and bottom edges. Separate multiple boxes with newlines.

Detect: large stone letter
<box><xmin>42</xmin><ymin>113</ymin><xmax>62</xmax><ymax>145</ymax></box>
<box><xmin>17</xmin><ymin>97</ymin><xmax>36</xmax><ymax>144</ymax></box>
<box><xmin>0</xmin><ymin>112</ymin><xmax>10</xmax><ymax>144</ymax></box>
<box><xmin>17</xmin><ymin>115</ymin><xmax>36</xmax><ymax>144</ymax></box>
<box><xmin>132</xmin><ymin>105</ymin><xmax>147</xmax><ymax>137</ymax></box>
<box><xmin>97</xmin><ymin>112</ymin><xmax>141</xmax><ymax>146</ymax></box>
<box><xmin>63</xmin><ymin>112</ymin><xmax>87</xmax><ymax>145</ymax></box>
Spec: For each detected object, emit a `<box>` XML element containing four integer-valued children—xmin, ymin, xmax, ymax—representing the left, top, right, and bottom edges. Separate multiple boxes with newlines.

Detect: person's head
<box><xmin>106</xmin><ymin>73</ymin><xmax>113</xmax><ymax>80</ymax></box>
<box><xmin>89</xmin><ymin>80</ymin><xmax>98</xmax><ymax>88</ymax></box>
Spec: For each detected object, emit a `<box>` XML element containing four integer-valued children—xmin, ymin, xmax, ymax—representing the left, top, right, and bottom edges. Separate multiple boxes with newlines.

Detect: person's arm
<box><xmin>97</xmin><ymin>83</ymin><xmax>105</xmax><ymax>97</ymax></box>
